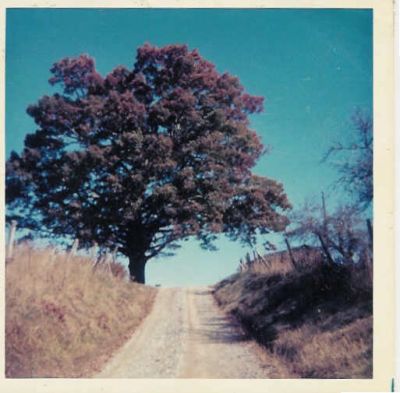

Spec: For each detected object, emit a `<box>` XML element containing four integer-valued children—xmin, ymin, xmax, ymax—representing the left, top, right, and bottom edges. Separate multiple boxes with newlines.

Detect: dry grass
<box><xmin>6</xmin><ymin>245</ymin><xmax>157</xmax><ymax>378</ymax></box>
<box><xmin>272</xmin><ymin>316</ymin><xmax>372</xmax><ymax>378</ymax></box>
<box><xmin>214</xmin><ymin>250</ymin><xmax>372</xmax><ymax>378</ymax></box>
<box><xmin>246</xmin><ymin>246</ymin><xmax>324</xmax><ymax>276</ymax></box>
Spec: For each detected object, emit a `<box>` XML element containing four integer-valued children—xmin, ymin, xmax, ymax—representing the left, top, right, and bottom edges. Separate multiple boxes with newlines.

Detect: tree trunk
<box><xmin>128</xmin><ymin>253</ymin><xmax>147</xmax><ymax>284</ymax></box>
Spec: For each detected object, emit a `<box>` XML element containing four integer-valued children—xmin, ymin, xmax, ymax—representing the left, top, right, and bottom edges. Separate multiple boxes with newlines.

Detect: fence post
<box><xmin>6</xmin><ymin>220</ymin><xmax>17</xmax><ymax>260</ymax></box>
<box><xmin>66</xmin><ymin>239</ymin><xmax>79</xmax><ymax>262</ymax></box>
<box><xmin>284</xmin><ymin>236</ymin><xmax>298</xmax><ymax>270</ymax></box>
<box><xmin>90</xmin><ymin>242</ymin><xmax>98</xmax><ymax>264</ymax></box>
<box><xmin>365</xmin><ymin>219</ymin><xmax>373</xmax><ymax>283</ymax></box>
<box><xmin>70</xmin><ymin>239</ymin><xmax>79</xmax><ymax>257</ymax></box>
<box><xmin>242</xmin><ymin>261</ymin><xmax>247</xmax><ymax>272</ymax></box>
<box><xmin>240</xmin><ymin>258</ymin><xmax>247</xmax><ymax>272</ymax></box>
<box><xmin>104</xmin><ymin>251</ymin><xmax>113</xmax><ymax>274</ymax></box>
<box><xmin>365</xmin><ymin>247</ymin><xmax>373</xmax><ymax>283</ymax></box>
<box><xmin>111</xmin><ymin>246</ymin><xmax>118</xmax><ymax>263</ymax></box>
<box><xmin>256</xmin><ymin>250</ymin><xmax>269</xmax><ymax>267</ymax></box>
<box><xmin>316</xmin><ymin>232</ymin><xmax>335</xmax><ymax>264</ymax></box>
<box><xmin>252</xmin><ymin>250</ymin><xmax>258</xmax><ymax>264</ymax></box>
<box><xmin>366</xmin><ymin>219</ymin><xmax>373</xmax><ymax>251</ymax></box>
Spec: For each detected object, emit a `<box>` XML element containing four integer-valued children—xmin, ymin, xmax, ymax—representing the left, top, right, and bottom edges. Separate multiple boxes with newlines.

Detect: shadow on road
<box><xmin>190</xmin><ymin>294</ymin><xmax>250</xmax><ymax>344</ymax></box>
<box><xmin>192</xmin><ymin>317</ymin><xmax>249</xmax><ymax>344</ymax></box>
<box><xmin>191</xmin><ymin>288</ymin><xmax>214</xmax><ymax>296</ymax></box>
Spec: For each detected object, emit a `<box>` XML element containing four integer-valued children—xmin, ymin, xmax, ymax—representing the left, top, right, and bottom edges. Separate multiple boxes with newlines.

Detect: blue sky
<box><xmin>6</xmin><ymin>8</ymin><xmax>372</xmax><ymax>286</ymax></box>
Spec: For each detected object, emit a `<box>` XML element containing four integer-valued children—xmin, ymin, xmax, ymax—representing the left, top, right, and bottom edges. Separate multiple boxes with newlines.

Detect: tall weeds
<box><xmin>6</xmin><ymin>245</ymin><xmax>156</xmax><ymax>378</ymax></box>
<box><xmin>214</xmin><ymin>250</ymin><xmax>372</xmax><ymax>378</ymax></box>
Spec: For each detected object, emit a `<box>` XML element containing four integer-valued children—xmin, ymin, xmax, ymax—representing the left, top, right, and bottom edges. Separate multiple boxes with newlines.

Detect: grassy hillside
<box><xmin>213</xmin><ymin>251</ymin><xmax>372</xmax><ymax>378</ymax></box>
<box><xmin>6</xmin><ymin>245</ymin><xmax>157</xmax><ymax>378</ymax></box>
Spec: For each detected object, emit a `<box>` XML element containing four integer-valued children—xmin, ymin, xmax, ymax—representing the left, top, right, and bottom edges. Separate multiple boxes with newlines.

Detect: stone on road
<box><xmin>97</xmin><ymin>287</ymin><xmax>275</xmax><ymax>378</ymax></box>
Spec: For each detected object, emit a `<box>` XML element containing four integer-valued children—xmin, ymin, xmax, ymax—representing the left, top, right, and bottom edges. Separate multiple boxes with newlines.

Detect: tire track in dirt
<box><xmin>97</xmin><ymin>286</ymin><xmax>276</xmax><ymax>378</ymax></box>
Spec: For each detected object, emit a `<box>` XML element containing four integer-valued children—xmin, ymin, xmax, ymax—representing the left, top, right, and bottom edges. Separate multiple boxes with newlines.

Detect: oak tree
<box><xmin>6</xmin><ymin>44</ymin><xmax>290</xmax><ymax>283</ymax></box>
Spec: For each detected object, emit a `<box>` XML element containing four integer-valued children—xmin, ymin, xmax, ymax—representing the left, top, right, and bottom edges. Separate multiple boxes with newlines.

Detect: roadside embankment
<box><xmin>213</xmin><ymin>258</ymin><xmax>372</xmax><ymax>378</ymax></box>
<box><xmin>6</xmin><ymin>245</ymin><xmax>157</xmax><ymax>377</ymax></box>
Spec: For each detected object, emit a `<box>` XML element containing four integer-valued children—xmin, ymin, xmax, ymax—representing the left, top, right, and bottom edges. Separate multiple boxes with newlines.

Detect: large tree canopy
<box><xmin>7</xmin><ymin>43</ymin><xmax>290</xmax><ymax>283</ymax></box>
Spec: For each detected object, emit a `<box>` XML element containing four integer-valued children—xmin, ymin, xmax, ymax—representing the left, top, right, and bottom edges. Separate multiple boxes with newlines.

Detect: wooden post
<box><xmin>65</xmin><ymin>239</ymin><xmax>79</xmax><ymax>263</ymax></box>
<box><xmin>317</xmin><ymin>232</ymin><xmax>335</xmax><ymax>264</ymax></box>
<box><xmin>240</xmin><ymin>259</ymin><xmax>247</xmax><ymax>272</ymax></box>
<box><xmin>92</xmin><ymin>247</ymin><xmax>107</xmax><ymax>271</ymax></box>
<box><xmin>111</xmin><ymin>246</ymin><xmax>118</xmax><ymax>263</ymax></box>
<box><xmin>90</xmin><ymin>242</ymin><xmax>98</xmax><ymax>264</ymax></box>
<box><xmin>366</xmin><ymin>219</ymin><xmax>373</xmax><ymax>251</ymax></box>
<box><xmin>70</xmin><ymin>239</ymin><xmax>79</xmax><ymax>257</ymax></box>
<box><xmin>92</xmin><ymin>255</ymin><xmax>102</xmax><ymax>270</ymax></box>
<box><xmin>255</xmin><ymin>250</ymin><xmax>267</xmax><ymax>269</ymax></box>
<box><xmin>256</xmin><ymin>250</ymin><xmax>268</xmax><ymax>265</ymax></box>
<box><xmin>365</xmin><ymin>219</ymin><xmax>373</xmax><ymax>284</ymax></box>
<box><xmin>252</xmin><ymin>250</ymin><xmax>258</xmax><ymax>264</ymax></box>
<box><xmin>105</xmin><ymin>252</ymin><xmax>113</xmax><ymax>274</ymax></box>
<box><xmin>284</xmin><ymin>237</ymin><xmax>297</xmax><ymax>270</ymax></box>
<box><xmin>7</xmin><ymin>220</ymin><xmax>17</xmax><ymax>260</ymax></box>
<box><xmin>365</xmin><ymin>247</ymin><xmax>373</xmax><ymax>283</ymax></box>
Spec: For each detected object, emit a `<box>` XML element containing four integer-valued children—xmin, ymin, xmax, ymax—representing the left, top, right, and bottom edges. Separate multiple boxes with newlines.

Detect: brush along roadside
<box><xmin>213</xmin><ymin>257</ymin><xmax>372</xmax><ymax>378</ymax></box>
<box><xmin>6</xmin><ymin>245</ymin><xmax>157</xmax><ymax>378</ymax></box>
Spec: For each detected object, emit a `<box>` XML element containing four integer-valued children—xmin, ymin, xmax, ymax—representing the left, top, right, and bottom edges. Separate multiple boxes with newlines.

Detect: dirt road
<box><xmin>97</xmin><ymin>287</ymin><xmax>275</xmax><ymax>378</ymax></box>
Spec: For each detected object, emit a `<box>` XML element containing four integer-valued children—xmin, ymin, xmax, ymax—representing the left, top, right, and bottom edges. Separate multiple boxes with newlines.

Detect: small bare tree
<box><xmin>322</xmin><ymin>110</ymin><xmax>372</xmax><ymax>211</ymax></box>
<box><xmin>287</xmin><ymin>198</ymin><xmax>368</xmax><ymax>265</ymax></box>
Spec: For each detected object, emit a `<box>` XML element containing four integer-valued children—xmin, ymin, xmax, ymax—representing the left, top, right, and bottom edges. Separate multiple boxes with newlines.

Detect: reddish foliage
<box><xmin>7</xmin><ymin>43</ymin><xmax>290</xmax><ymax>282</ymax></box>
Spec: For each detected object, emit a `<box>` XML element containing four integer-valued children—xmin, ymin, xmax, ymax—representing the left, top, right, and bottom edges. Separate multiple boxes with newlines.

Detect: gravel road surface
<box><xmin>97</xmin><ymin>287</ymin><xmax>275</xmax><ymax>378</ymax></box>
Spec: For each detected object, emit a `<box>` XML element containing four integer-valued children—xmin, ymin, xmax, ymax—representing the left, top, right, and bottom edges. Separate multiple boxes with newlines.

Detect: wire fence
<box><xmin>5</xmin><ymin>221</ymin><xmax>119</xmax><ymax>276</ymax></box>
